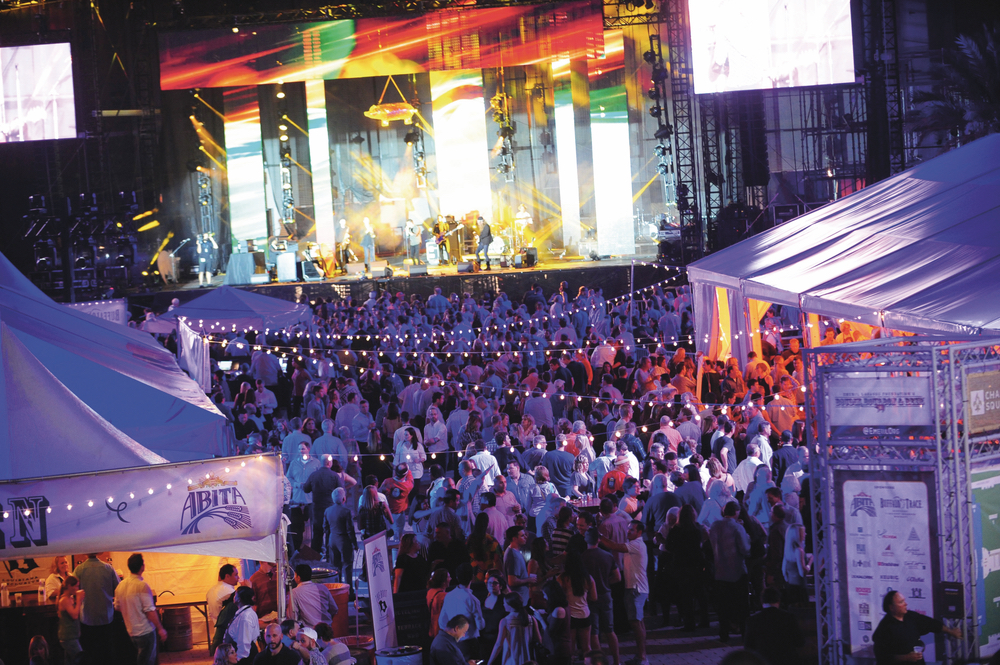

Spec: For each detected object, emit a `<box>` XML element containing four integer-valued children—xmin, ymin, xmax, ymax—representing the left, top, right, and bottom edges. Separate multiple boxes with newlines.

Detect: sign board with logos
<box><xmin>825</xmin><ymin>374</ymin><xmax>934</xmax><ymax>439</ymax></box>
<box><xmin>835</xmin><ymin>470</ymin><xmax>938</xmax><ymax>658</ymax></box>
<box><xmin>966</xmin><ymin>369</ymin><xmax>1000</xmax><ymax>437</ymax></box>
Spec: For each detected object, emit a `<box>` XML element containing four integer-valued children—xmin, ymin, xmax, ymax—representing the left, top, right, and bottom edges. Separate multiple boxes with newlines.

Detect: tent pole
<box><xmin>276</xmin><ymin>459</ymin><xmax>287</xmax><ymax>622</ymax></box>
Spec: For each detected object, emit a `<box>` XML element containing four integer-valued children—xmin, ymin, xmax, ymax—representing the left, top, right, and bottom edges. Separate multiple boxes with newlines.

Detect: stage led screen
<box><xmin>158</xmin><ymin>1</ymin><xmax>603</xmax><ymax>90</ymax></box>
<box><xmin>0</xmin><ymin>42</ymin><xmax>76</xmax><ymax>142</ymax></box>
<box><xmin>222</xmin><ymin>87</ymin><xmax>268</xmax><ymax>242</ymax></box>
<box><xmin>689</xmin><ymin>0</ymin><xmax>855</xmax><ymax>93</ymax></box>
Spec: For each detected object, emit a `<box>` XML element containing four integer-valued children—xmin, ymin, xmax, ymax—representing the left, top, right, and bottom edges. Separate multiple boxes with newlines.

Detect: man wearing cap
<box><xmin>770</xmin><ymin>430</ymin><xmax>799</xmax><ymax>486</ymax></box>
<box><xmin>291</xmin><ymin>626</ymin><xmax>326</xmax><ymax>665</ymax></box>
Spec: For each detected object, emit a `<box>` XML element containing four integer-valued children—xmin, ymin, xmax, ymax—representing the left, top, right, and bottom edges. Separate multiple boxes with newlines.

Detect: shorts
<box><xmin>590</xmin><ymin>594</ymin><xmax>614</xmax><ymax>633</ymax></box>
<box><xmin>625</xmin><ymin>588</ymin><xmax>648</xmax><ymax>622</ymax></box>
<box><xmin>570</xmin><ymin>616</ymin><xmax>591</xmax><ymax>630</ymax></box>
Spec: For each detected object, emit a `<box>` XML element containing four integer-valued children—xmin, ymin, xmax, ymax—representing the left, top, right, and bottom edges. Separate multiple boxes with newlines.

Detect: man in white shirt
<box><xmin>468</xmin><ymin>440</ymin><xmax>501</xmax><ymax>487</ymax></box>
<box><xmin>224</xmin><ymin>587</ymin><xmax>260</xmax><ymax>661</ymax></box>
<box><xmin>424</xmin><ymin>406</ymin><xmax>448</xmax><ymax>454</ymax></box>
<box><xmin>206</xmin><ymin>564</ymin><xmax>239</xmax><ymax>629</ymax></box>
<box><xmin>600</xmin><ymin>520</ymin><xmax>650</xmax><ymax>665</ymax></box>
<box><xmin>114</xmin><ymin>554</ymin><xmax>168</xmax><ymax>665</ymax></box>
<box><xmin>254</xmin><ymin>379</ymin><xmax>279</xmax><ymax>418</ymax></box>
<box><xmin>753</xmin><ymin>421</ymin><xmax>775</xmax><ymax>468</ymax></box>
<box><xmin>733</xmin><ymin>443</ymin><xmax>764</xmax><ymax>493</ymax></box>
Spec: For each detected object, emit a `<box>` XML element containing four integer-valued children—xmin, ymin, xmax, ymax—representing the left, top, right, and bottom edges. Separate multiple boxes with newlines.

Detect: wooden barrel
<box><xmin>342</xmin><ymin>635</ymin><xmax>375</xmax><ymax>665</ymax></box>
<box><xmin>324</xmin><ymin>582</ymin><xmax>351</xmax><ymax>636</ymax></box>
<box><xmin>161</xmin><ymin>607</ymin><xmax>193</xmax><ymax>652</ymax></box>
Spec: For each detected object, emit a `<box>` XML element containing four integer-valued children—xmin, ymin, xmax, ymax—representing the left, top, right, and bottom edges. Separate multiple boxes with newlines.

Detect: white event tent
<box><xmin>688</xmin><ymin>134</ymin><xmax>1000</xmax><ymax>360</ymax></box>
<box><xmin>0</xmin><ymin>251</ymin><xmax>232</xmax><ymax>461</ymax></box>
<box><xmin>144</xmin><ymin>285</ymin><xmax>313</xmax><ymax>334</ymax></box>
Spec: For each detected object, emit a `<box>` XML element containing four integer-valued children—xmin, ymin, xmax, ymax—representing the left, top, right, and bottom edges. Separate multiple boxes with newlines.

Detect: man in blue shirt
<box><xmin>437</xmin><ymin>564</ymin><xmax>485</xmax><ymax>660</ymax></box>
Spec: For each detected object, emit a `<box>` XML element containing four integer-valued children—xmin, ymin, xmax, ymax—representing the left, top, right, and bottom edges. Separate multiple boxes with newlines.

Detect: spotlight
<box><xmin>279</xmin><ymin>134</ymin><xmax>289</xmax><ymax>142</ymax></box>
<box><xmin>654</xmin><ymin>124</ymin><xmax>673</xmax><ymax>140</ymax></box>
<box><xmin>649</xmin><ymin>106</ymin><xmax>662</xmax><ymax>119</ymax></box>
<box><xmin>278</xmin><ymin>124</ymin><xmax>288</xmax><ymax>131</ymax></box>
<box><xmin>499</xmin><ymin>125</ymin><xmax>515</xmax><ymax>139</ymax></box>
<box><xmin>276</xmin><ymin>91</ymin><xmax>285</xmax><ymax>99</ymax></box>
<box><xmin>643</xmin><ymin>49</ymin><xmax>657</xmax><ymax>65</ymax></box>
<box><xmin>232</xmin><ymin>26</ymin><xmax>239</xmax><ymax>33</ymax></box>
<box><xmin>647</xmin><ymin>87</ymin><xmax>660</xmax><ymax>100</ymax></box>
<box><xmin>653</xmin><ymin>144</ymin><xmax>668</xmax><ymax>157</ymax></box>
<box><xmin>349</xmin><ymin>134</ymin><xmax>365</xmax><ymax>145</ymax></box>
<box><xmin>656</xmin><ymin>163</ymin><xmax>669</xmax><ymax>175</ymax></box>
<box><xmin>644</xmin><ymin>0</ymin><xmax>655</xmax><ymax>9</ymax></box>
<box><xmin>404</xmin><ymin>130</ymin><xmax>420</xmax><ymax>145</ymax></box>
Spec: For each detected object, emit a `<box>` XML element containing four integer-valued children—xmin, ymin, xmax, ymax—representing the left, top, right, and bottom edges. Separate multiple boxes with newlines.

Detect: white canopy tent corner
<box><xmin>0</xmin><ymin>250</ymin><xmax>234</xmax><ymax>461</ymax></box>
<box><xmin>689</xmin><ymin>134</ymin><xmax>1000</xmax><ymax>359</ymax></box>
<box><xmin>143</xmin><ymin>285</ymin><xmax>313</xmax><ymax>335</ymax></box>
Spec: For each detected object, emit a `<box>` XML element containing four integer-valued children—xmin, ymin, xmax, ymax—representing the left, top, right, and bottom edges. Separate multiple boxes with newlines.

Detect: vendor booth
<box><xmin>688</xmin><ymin>134</ymin><xmax>1000</xmax><ymax>362</ymax></box>
<box><xmin>142</xmin><ymin>285</ymin><xmax>313</xmax><ymax>334</ymax></box>
<box><xmin>0</xmin><ymin>317</ymin><xmax>284</xmax><ymax>664</ymax></box>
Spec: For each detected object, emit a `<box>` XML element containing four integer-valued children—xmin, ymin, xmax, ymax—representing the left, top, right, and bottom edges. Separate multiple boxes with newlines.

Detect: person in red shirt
<box><xmin>599</xmin><ymin>455</ymin><xmax>630</xmax><ymax>498</ymax></box>
<box><xmin>379</xmin><ymin>464</ymin><xmax>414</xmax><ymax>541</ymax></box>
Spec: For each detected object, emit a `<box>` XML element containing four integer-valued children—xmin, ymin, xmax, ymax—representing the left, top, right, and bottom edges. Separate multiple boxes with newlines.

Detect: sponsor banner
<box><xmin>826</xmin><ymin>375</ymin><xmax>934</xmax><ymax>439</ymax></box>
<box><xmin>971</xmin><ymin>465</ymin><xmax>1000</xmax><ymax>656</ymax></box>
<box><xmin>0</xmin><ymin>456</ymin><xmax>281</xmax><ymax>559</ymax></box>
<box><xmin>364</xmin><ymin>531</ymin><xmax>397</xmax><ymax>650</ymax></box>
<box><xmin>836</xmin><ymin>470</ymin><xmax>938</xmax><ymax>658</ymax></box>
<box><xmin>64</xmin><ymin>299</ymin><xmax>129</xmax><ymax>325</ymax></box>
<box><xmin>967</xmin><ymin>369</ymin><xmax>1000</xmax><ymax>437</ymax></box>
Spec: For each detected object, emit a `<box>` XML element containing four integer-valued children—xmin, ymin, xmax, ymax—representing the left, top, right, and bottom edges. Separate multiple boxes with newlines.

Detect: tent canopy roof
<box><xmin>149</xmin><ymin>286</ymin><xmax>312</xmax><ymax>333</ymax></box>
<box><xmin>687</xmin><ymin>134</ymin><xmax>1000</xmax><ymax>334</ymax></box>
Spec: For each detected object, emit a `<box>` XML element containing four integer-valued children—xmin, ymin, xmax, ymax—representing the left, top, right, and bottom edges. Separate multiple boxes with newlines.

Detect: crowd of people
<box><xmin>182</xmin><ymin>279</ymin><xmax>825</xmax><ymax>665</ymax></box>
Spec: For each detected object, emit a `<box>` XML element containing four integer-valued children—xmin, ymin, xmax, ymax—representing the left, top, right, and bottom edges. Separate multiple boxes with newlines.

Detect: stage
<box><xmin>127</xmin><ymin>252</ymin><xmax>682</xmax><ymax>315</ymax></box>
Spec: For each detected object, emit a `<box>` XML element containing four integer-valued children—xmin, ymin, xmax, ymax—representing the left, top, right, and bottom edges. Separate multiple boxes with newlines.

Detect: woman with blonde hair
<box><xmin>45</xmin><ymin>556</ymin><xmax>70</xmax><ymax>601</ymax></box>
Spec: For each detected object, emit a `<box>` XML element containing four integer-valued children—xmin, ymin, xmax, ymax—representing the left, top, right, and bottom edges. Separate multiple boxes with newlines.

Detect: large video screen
<box><xmin>0</xmin><ymin>43</ymin><xmax>76</xmax><ymax>142</ymax></box>
<box><xmin>689</xmin><ymin>0</ymin><xmax>855</xmax><ymax>93</ymax></box>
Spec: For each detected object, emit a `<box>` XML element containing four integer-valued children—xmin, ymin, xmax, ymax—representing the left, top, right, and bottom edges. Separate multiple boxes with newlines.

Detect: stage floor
<box><xmin>130</xmin><ymin>251</ymin><xmax>675</xmax><ymax>313</ymax></box>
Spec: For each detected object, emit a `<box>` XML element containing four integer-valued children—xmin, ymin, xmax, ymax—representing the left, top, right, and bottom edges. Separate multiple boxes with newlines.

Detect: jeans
<box><xmin>363</xmin><ymin>244</ymin><xmax>374</xmax><ymax>267</ymax></box>
<box><xmin>475</xmin><ymin>240</ymin><xmax>490</xmax><ymax>264</ymax></box>
<box><xmin>61</xmin><ymin>639</ymin><xmax>83</xmax><ymax>665</ymax></box>
<box><xmin>131</xmin><ymin>631</ymin><xmax>157</xmax><ymax>665</ymax></box>
<box><xmin>408</xmin><ymin>243</ymin><xmax>422</xmax><ymax>264</ymax></box>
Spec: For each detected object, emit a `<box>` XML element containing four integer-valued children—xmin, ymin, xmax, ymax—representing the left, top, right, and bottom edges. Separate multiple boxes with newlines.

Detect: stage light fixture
<box><xmin>654</xmin><ymin>144</ymin><xmax>668</xmax><ymax>157</ymax></box>
<box><xmin>349</xmin><ymin>134</ymin><xmax>365</xmax><ymax>145</ymax></box>
<box><xmin>499</xmin><ymin>126</ymin><xmax>515</xmax><ymax>139</ymax></box>
<box><xmin>276</xmin><ymin>91</ymin><xmax>285</xmax><ymax>99</ymax></box>
<box><xmin>643</xmin><ymin>50</ymin><xmax>657</xmax><ymax>65</ymax></box>
<box><xmin>654</xmin><ymin>125</ymin><xmax>673</xmax><ymax>140</ymax></box>
<box><xmin>656</xmin><ymin>163</ymin><xmax>669</xmax><ymax>175</ymax></box>
<box><xmin>649</xmin><ymin>106</ymin><xmax>662</xmax><ymax>119</ymax></box>
<box><xmin>279</xmin><ymin>134</ymin><xmax>289</xmax><ymax>142</ymax></box>
<box><xmin>279</xmin><ymin>124</ymin><xmax>288</xmax><ymax>131</ymax></box>
<box><xmin>647</xmin><ymin>87</ymin><xmax>660</xmax><ymax>100</ymax></box>
<box><xmin>404</xmin><ymin>130</ymin><xmax>420</xmax><ymax>145</ymax></box>
<box><xmin>644</xmin><ymin>0</ymin><xmax>655</xmax><ymax>9</ymax></box>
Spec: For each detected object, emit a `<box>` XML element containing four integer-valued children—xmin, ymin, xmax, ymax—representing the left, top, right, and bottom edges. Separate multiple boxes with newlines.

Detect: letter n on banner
<box><xmin>364</xmin><ymin>532</ymin><xmax>397</xmax><ymax>649</ymax></box>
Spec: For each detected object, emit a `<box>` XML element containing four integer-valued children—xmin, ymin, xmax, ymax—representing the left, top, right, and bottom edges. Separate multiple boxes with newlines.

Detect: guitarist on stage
<box><xmin>475</xmin><ymin>216</ymin><xmax>493</xmax><ymax>271</ymax></box>
<box><xmin>434</xmin><ymin>215</ymin><xmax>457</xmax><ymax>264</ymax></box>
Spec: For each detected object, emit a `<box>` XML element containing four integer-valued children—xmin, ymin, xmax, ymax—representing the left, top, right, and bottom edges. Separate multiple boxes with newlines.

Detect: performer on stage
<box><xmin>434</xmin><ymin>215</ymin><xmax>451</xmax><ymax>264</ymax></box>
<box><xmin>196</xmin><ymin>232</ymin><xmax>218</xmax><ymax>287</ymax></box>
<box><xmin>361</xmin><ymin>217</ymin><xmax>377</xmax><ymax>272</ymax></box>
<box><xmin>475</xmin><ymin>216</ymin><xmax>493</xmax><ymax>271</ymax></box>
<box><xmin>406</xmin><ymin>219</ymin><xmax>423</xmax><ymax>265</ymax></box>
<box><xmin>336</xmin><ymin>218</ymin><xmax>351</xmax><ymax>272</ymax></box>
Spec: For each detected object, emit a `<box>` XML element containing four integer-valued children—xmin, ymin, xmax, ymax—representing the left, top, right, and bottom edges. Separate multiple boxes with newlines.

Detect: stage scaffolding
<box><xmin>806</xmin><ymin>337</ymin><xmax>1000</xmax><ymax>664</ymax></box>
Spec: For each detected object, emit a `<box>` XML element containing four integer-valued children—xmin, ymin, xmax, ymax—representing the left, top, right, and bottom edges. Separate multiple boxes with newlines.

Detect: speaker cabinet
<box><xmin>408</xmin><ymin>264</ymin><xmax>428</xmax><ymax>276</ymax></box>
<box><xmin>346</xmin><ymin>264</ymin><xmax>366</xmax><ymax>276</ymax></box>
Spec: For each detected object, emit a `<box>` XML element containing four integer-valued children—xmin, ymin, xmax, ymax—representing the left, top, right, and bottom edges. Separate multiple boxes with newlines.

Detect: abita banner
<box><xmin>0</xmin><ymin>455</ymin><xmax>282</xmax><ymax>559</ymax></box>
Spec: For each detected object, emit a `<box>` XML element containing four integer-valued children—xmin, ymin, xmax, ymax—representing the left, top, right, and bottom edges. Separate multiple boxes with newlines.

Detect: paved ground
<box><xmin>160</xmin><ymin>617</ymin><xmax>746</xmax><ymax>665</ymax></box>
